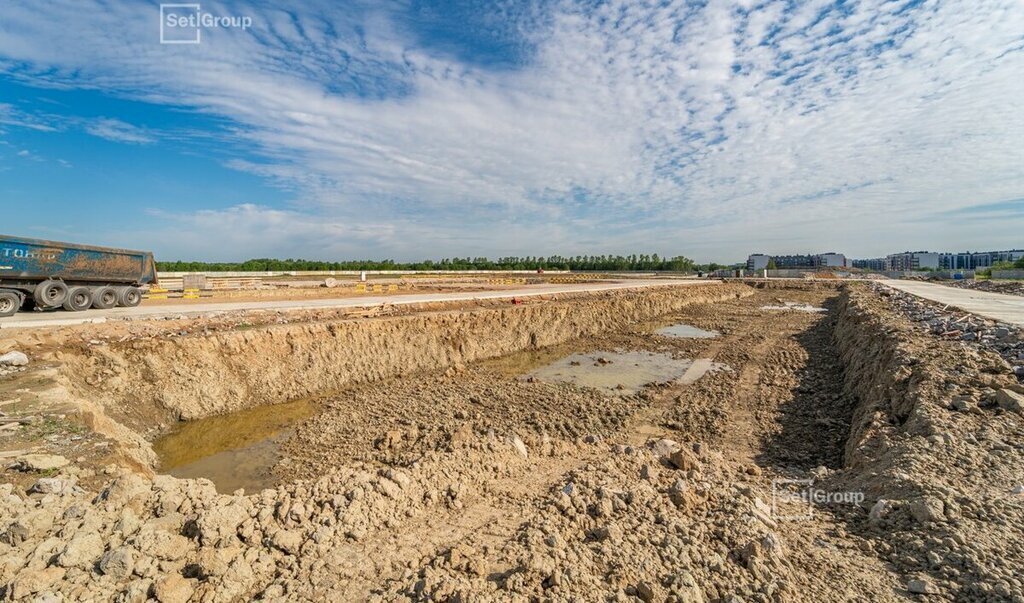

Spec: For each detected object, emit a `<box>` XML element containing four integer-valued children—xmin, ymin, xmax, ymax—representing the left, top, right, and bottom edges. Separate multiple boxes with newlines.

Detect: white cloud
<box><xmin>0</xmin><ymin>0</ymin><xmax>1022</xmax><ymax>260</ymax></box>
<box><xmin>84</xmin><ymin>117</ymin><xmax>155</xmax><ymax>144</ymax></box>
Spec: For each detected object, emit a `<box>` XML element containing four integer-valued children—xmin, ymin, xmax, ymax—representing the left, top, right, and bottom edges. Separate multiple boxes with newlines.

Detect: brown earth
<box><xmin>0</xmin><ymin>283</ymin><xmax>1022</xmax><ymax>602</ymax></box>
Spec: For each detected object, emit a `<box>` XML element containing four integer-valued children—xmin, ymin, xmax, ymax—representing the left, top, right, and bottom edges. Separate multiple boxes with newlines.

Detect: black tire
<box><xmin>116</xmin><ymin>286</ymin><xmax>142</xmax><ymax>308</ymax></box>
<box><xmin>90</xmin><ymin>286</ymin><xmax>118</xmax><ymax>309</ymax></box>
<box><xmin>33</xmin><ymin>280</ymin><xmax>69</xmax><ymax>308</ymax></box>
<box><xmin>0</xmin><ymin>291</ymin><xmax>20</xmax><ymax>318</ymax></box>
<box><xmin>62</xmin><ymin>286</ymin><xmax>93</xmax><ymax>312</ymax></box>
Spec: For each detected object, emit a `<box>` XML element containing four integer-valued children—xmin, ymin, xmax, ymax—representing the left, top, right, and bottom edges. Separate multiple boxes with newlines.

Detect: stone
<box><xmin>196</xmin><ymin>501</ymin><xmax>250</xmax><ymax>546</ymax></box>
<box><xmin>868</xmin><ymin>499</ymin><xmax>893</xmax><ymax>525</ymax></box>
<box><xmin>594</xmin><ymin>523</ymin><xmax>623</xmax><ymax>542</ymax></box>
<box><xmin>949</xmin><ymin>396</ymin><xmax>972</xmax><ymax>412</ymax></box>
<box><xmin>10</xmin><ymin>567</ymin><xmax>65</xmax><ymax>599</ymax></box>
<box><xmin>12</xmin><ymin>454</ymin><xmax>69</xmax><ymax>472</ymax></box>
<box><xmin>996</xmin><ymin>389</ymin><xmax>1024</xmax><ymax>412</ymax></box>
<box><xmin>99</xmin><ymin>546</ymin><xmax>136</xmax><ymax>579</ymax></box>
<box><xmin>908</xmin><ymin>578</ymin><xmax>937</xmax><ymax>594</ymax></box>
<box><xmin>669</xmin><ymin>448</ymin><xmax>701</xmax><ymax>472</ymax></box>
<box><xmin>667</xmin><ymin>571</ymin><xmax>706</xmax><ymax>603</ymax></box>
<box><xmin>118</xmin><ymin>579</ymin><xmax>153</xmax><ymax>603</ymax></box>
<box><xmin>649</xmin><ymin>438</ymin><xmax>679</xmax><ymax>457</ymax></box>
<box><xmin>511</xmin><ymin>436</ymin><xmax>529</xmax><ymax>460</ymax></box>
<box><xmin>669</xmin><ymin>478</ymin><xmax>696</xmax><ymax>509</ymax></box>
<box><xmin>271</xmin><ymin>529</ymin><xmax>303</xmax><ymax>555</ymax></box>
<box><xmin>0</xmin><ymin>351</ymin><xmax>29</xmax><ymax>366</ymax></box>
<box><xmin>908</xmin><ymin>497</ymin><xmax>946</xmax><ymax>524</ymax></box>
<box><xmin>152</xmin><ymin>574</ymin><xmax>194</xmax><ymax>603</ymax></box>
<box><xmin>57</xmin><ymin>533</ymin><xmax>104</xmax><ymax>568</ymax></box>
<box><xmin>136</xmin><ymin>526</ymin><xmax>192</xmax><ymax>560</ymax></box>
<box><xmin>29</xmin><ymin>477</ymin><xmax>68</xmax><ymax>495</ymax></box>
<box><xmin>636</xmin><ymin>581</ymin><xmax>661</xmax><ymax>602</ymax></box>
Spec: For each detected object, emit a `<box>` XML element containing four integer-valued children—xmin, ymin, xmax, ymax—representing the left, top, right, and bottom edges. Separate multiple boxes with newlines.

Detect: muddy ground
<box><xmin>1</xmin><ymin>283</ymin><xmax>1022</xmax><ymax>602</ymax></box>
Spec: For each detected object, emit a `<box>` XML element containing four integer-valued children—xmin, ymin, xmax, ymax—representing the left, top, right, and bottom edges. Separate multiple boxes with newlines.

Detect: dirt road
<box><xmin>883</xmin><ymin>278</ymin><xmax>1024</xmax><ymax>325</ymax></box>
<box><xmin>0</xmin><ymin>278</ymin><xmax>713</xmax><ymax>329</ymax></box>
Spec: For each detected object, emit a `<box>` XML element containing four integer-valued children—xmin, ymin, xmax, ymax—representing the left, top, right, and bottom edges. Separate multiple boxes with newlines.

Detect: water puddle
<box><xmin>760</xmin><ymin>301</ymin><xmax>826</xmax><ymax>313</ymax></box>
<box><xmin>525</xmin><ymin>350</ymin><xmax>728</xmax><ymax>394</ymax></box>
<box><xmin>656</xmin><ymin>323</ymin><xmax>720</xmax><ymax>338</ymax></box>
<box><xmin>152</xmin><ymin>397</ymin><xmax>318</xmax><ymax>494</ymax></box>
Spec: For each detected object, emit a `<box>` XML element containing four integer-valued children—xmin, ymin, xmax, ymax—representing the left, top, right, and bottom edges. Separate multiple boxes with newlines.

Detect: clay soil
<box><xmin>1</xmin><ymin>284</ymin><xmax>1022</xmax><ymax>602</ymax></box>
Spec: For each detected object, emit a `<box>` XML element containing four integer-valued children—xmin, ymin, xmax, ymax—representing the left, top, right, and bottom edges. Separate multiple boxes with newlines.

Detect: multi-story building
<box><xmin>746</xmin><ymin>253</ymin><xmax>848</xmax><ymax>271</ymax></box>
<box><xmin>852</xmin><ymin>258</ymin><xmax>887</xmax><ymax>271</ymax></box>
<box><xmin>817</xmin><ymin>253</ymin><xmax>848</xmax><ymax>268</ymax></box>
<box><xmin>746</xmin><ymin>254</ymin><xmax>771</xmax><ymax>271</ymax></box>
<box><xmin>886</xmin><ymin>251</ymin><xmax>941</xmax><ymax>271</ymax></box>
<box><xmin>939</xmin><ymin>249</ymin><xmax>1024</xmax><ymax>270</ymax></box>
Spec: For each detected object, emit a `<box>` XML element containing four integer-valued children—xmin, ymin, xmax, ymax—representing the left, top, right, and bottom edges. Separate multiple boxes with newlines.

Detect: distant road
<box><xmin>883</xmin><ymin>280</ymin><xmax>1024</xmax><ymax>326</ymax></box>
<box><xmin>0</xmin><ymin>278</ymin><xmax>719</xmax><ymax>329</ymax></box>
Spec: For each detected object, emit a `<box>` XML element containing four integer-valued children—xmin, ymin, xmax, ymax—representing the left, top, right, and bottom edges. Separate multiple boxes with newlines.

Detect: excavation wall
<box><xmin>59</xmin><ymin>284</ymin><xmax>752</xmax><ymax>429</ymax></box>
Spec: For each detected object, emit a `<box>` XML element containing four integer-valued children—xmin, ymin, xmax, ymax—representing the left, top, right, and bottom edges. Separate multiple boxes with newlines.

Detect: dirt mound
<box><xmin>832</xmin><ymin>286</ymin><xmax>1024</xmax><ymax>600</ymax></box>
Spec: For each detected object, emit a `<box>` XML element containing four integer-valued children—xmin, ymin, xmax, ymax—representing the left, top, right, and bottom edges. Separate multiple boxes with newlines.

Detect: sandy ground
<box><xmin>0</xmin><ymin>283</ymin><xmax>1022</xmax><ymax>602</ymax></box>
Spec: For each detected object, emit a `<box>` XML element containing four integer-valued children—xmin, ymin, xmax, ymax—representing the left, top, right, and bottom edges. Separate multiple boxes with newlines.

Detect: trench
<box><xmin>54</xmin><ymin>284</ymin><xmax>752</xmax><ymax>480</ymax></box>
<box><xmin>57</xmin><ymin>282</ymin><xmax>904</xmax><ymax>498</ymax></box>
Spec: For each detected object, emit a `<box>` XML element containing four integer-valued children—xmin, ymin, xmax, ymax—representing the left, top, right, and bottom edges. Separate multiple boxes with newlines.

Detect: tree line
<box><xmin>157</xmin><ymin>254</ymin><xmax>705</xmax><ymax>272</ymax></box>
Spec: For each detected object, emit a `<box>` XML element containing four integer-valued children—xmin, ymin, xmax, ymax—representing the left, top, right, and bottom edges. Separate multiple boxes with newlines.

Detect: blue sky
<box><xmin>1</xmin><ymin>0</ymin><xmax>1022</xmax><ymax>263</ymax></box>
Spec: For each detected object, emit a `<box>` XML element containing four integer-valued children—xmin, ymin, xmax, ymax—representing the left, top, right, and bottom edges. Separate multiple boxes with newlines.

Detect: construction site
<box><xmin>1</xmin><ymin>275</ymin><xmax>1023</xmax><ymax>602</ymax></box>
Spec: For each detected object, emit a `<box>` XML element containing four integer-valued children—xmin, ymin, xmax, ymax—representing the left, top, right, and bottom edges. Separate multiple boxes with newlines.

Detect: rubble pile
<box><xmin>945</xmin><ymin>279</ymin><xmax>1024</xmax><ymax>298</ymax></box>
<box><xmin>874</xmin><ymin>283</ymin><xmax>1024</xmax><ymax>381</ymax></box>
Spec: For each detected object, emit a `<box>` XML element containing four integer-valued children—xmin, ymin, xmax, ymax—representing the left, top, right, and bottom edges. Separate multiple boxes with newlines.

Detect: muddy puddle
<box><xmin>525</xmin><ymin>350</ymin><xmax>728</xmax><ymax>394</ymax></box>
<box><xmin>153</xmin><ymin>398</ymin><xmax>319</xmax><ymax>493</ymax></box>
<box><xmin>760</xmin><ymin>301</ymin><xmax>826</xmax><ymax>313</ymax></box>
<box><xmin>655</xmin><ymin>323</ymin><xmax>720</xmax><ymax>338</ymax></box>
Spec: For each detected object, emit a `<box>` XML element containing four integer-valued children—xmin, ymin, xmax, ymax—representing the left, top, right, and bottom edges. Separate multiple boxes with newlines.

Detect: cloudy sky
<box><xmin>0</xmin><ymin>0</ymin><xmax>1021</xmax><ymax>263</ymax></box>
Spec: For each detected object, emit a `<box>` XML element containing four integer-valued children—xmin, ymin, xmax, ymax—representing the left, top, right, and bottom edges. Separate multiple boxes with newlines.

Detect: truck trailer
<box><xmin>0</xmin><ymin>235</ymin><xmax>157</xmax><ymax>317</ymax></box>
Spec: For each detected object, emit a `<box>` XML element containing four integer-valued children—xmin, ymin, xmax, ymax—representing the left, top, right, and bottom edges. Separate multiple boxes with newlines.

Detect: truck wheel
<box><xmin>33</xmin><ymin>280</ymin><xmax>69</xmax><ymax>308</ymax></box>
<box><xmin>116</xmin><ymin>286</ymin><xmax>142</xmax><ymax>308</ymax></box>
<box><xmin>62</xmin><ymin>287</ymin><xmax>93</xmax><ymax>312</ymax></box>
<box><xmin>90</xmin><ymin>286</ymin><xmax>118</xmax><ymax>309</ymax></box>
<box><xmin>0</xmin><ymin>291</ymin><xmax>20</xmax><ymax>317</ymax></box>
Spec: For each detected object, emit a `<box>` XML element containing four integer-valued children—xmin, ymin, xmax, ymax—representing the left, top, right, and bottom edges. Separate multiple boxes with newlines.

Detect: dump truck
<box><xmin>0</xmin><ymin>234</ymin><xmax>157</xmax><ymax>317</ymax></box>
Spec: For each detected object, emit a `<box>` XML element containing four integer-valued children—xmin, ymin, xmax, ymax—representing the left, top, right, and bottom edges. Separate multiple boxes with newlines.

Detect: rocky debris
<box><xmin>908</xmin><ymin>578</ymin><xmax>937</xmax><ymax>595</ymax></box>
<box><xmin>57</xmin><ymin>533</ymin><xmax>104</xmax><ymax>568</ymax></box>
<box><xmin>10</xmin><ymin>454</ymin><xmax>69</xmax><ymax>472</ymax></box>
<box><xmin>0</xmin><ymin>350</ymin><xmax>29</xmax><ymax>366</ymax></box>
<box><xmin>837</xmin><ymin>286</ymin><xmax>1024</xmax><ymax>601</ymax></box>
<box><xmin>995</xmin><ymin>388</ymin><xmax>1024</xmax><ymax>412</ymax></box>
<box><xmin>152</xmin><ymin>574</ymin><xmax>194</xmax><ymax>603</ymax></box>
<box><xmin>944</xmin><ymin>278</ymin><xmax>1024</xmax><ymax>298</ymax></box>
<box><xmin>29</xmin><ymin>477</ymin><xmax>71</xmax><ymax>495</ymax></box>
<box><xmin>391</xmin><ymin>442</ymin><xmax>796</xmax><ymax>602</ymax></box>
<box><xmin>98</xmin><ymin>546</ymin><xmax>135</xmax><ymax>578</ymax></box>
<box><xmin>875</xmin><ymin>283</ymin><xmax>1024</xmax><ymax>382</ymax></box>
